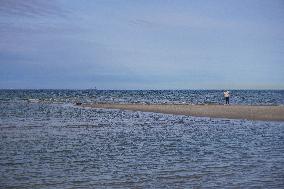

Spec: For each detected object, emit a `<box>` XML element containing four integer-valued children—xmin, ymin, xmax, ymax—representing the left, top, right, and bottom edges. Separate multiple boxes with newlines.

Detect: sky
<box><xmin>0</xmin><ymin>0</ymin><xmax>283</xmax><ymax>89</ymax></box>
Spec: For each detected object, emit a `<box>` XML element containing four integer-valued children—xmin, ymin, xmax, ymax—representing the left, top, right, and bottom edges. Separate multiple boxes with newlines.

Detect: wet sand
<box><xmin>82</xmin><ymin>103</ymin><xmax>284</xmax><ymax>121</ymax></box>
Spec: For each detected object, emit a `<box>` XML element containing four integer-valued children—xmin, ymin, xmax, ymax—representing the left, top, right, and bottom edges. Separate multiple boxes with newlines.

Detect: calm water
<box><xmin>0</xmin><ymin>90</ymin><xmax>284</xmax><ymax>188</ymax></box>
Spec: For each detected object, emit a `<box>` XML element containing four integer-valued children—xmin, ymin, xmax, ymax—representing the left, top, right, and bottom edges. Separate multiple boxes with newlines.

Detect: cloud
<box><xmin>0</xmin><ymin>0</ymin><xmax>67</xmax><ymax>18</ymax></box>
<box><xmin>0</xmin><ymin>0</ymin><xmax>71</xmax><ymax>36</ymax></box>
<box><xmin>129</xmin><ymin>19</ymin><xmax>158</xmax><ymax>28</ymax></box>
<box><xmin>0</xmin><ymin>0</ymin><xmax>79</xmax><ymax>55</ymax></box>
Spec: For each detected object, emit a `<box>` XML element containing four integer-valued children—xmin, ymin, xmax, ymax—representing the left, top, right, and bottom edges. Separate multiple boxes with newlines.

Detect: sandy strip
<box><xmin>81</xmin><ymin>103</ymin><xmax>284</xmax><ymax>121</ymax></box>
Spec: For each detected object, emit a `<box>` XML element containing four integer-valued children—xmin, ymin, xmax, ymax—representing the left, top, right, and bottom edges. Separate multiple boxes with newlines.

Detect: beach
<box><xmin>82</xmin><ymin>103</ymin><xmax>284</xmax><ymax>121</ymax></box>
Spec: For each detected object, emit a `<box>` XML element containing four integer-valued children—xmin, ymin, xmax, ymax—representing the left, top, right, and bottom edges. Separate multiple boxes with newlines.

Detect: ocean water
<box><xmin>0</xmin><ymin>90</ymin><xmax>284</xmax><ymax>188</ymax></box>
<box><xmin>1</xmin><ymin>89</ymin><xmax>284</xmax><ymax>105</ymax></box>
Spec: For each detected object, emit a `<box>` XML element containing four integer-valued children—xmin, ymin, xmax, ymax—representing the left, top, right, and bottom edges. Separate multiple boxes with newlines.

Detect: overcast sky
<box><xmin>0</xmin><ymin>0</ymin><xmax>283</xmax><ymax>89</ymax></box>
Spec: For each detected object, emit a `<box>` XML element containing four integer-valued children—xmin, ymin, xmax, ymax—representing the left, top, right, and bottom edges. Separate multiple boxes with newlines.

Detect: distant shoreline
<box><xmin>81</xmin><ymin>103</ymin><xmax>284</xmax><ymax>121</ymax></box>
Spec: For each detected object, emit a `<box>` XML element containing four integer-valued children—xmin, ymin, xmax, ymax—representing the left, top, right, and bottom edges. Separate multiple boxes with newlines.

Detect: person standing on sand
<box><xmin>224</xmin><ymin>90</ymin><xmax>230</xmax><ymax>104</ymax></box>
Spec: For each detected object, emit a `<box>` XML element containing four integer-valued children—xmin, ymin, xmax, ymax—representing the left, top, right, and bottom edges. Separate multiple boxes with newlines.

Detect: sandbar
<box><xmin>82</xmin><ymin>103</ymin><xmax>284</xmax><ymax>121</ymax></box>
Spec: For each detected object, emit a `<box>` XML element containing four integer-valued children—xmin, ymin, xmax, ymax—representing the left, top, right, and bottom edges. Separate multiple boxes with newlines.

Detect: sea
<box><xmin>0</xmin><ymin>90</ymin><xmax>284</xmax><ymax>188</ymax></box>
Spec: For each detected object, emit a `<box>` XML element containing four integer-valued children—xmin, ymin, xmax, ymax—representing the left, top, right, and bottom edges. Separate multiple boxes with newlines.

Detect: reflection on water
<box><xmin>0</xmin><ymin>90</ymin><xmax>284</xmax><ymax>188</ymax></box>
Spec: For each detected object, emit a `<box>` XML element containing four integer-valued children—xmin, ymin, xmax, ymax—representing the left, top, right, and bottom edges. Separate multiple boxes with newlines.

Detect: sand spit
<box><xmin>81</xmin><ymin>103</ymin><xmax>284</xmax><ymax>121</ymax></box>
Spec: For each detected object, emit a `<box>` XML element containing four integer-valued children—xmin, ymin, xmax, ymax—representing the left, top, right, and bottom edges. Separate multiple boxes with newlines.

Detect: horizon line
<box><xmin>1</xmin><ymin>88</ymin><xmax>284</xmax><ymax>91</ymax></box>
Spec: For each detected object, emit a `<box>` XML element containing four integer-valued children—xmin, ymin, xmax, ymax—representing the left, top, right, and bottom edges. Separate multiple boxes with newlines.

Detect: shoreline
<box><xmin>81</xmin><ymin>103</ymin><xmax>284</xmax><ymax>121</ymax></box>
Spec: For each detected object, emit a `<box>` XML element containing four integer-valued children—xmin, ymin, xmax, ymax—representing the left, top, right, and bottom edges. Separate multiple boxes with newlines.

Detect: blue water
<box><xmin>0</xmin><ymin>90</ymin><xmax>284</xmax><ymax>188</ymax></box>
<box><xmin>1</xmin><ymin>89</ymin><xmax>284</xmax><ymax>105</ymax></box>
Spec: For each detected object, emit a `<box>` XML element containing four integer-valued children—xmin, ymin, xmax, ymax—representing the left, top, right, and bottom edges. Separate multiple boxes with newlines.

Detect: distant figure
<box><xmin>224</xmin><ymin>90</ymin><xmax>230</xmax><ymax>104</ymax></box>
